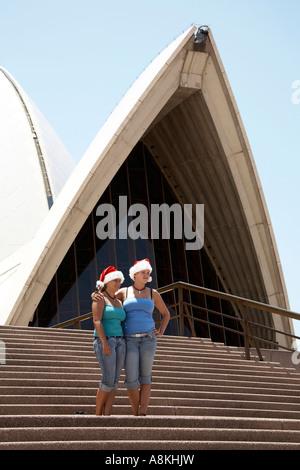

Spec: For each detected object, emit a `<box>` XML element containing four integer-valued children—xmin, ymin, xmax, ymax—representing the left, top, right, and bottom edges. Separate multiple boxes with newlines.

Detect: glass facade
<box><xmin>30</xmin><ymin>142</ymin><xmax>243</xmax><ymax>346</ymax></box>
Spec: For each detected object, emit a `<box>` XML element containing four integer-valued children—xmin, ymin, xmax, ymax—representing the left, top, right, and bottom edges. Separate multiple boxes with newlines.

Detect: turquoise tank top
<box><xmin>94</xmin><ymin>302</ymin><xmax>126</xmax><ymax>338</ymax></box>
<box><xmin>122</xmin><ymin>298</ymin><xmax>155</xmax><ymax>335</ymax></box>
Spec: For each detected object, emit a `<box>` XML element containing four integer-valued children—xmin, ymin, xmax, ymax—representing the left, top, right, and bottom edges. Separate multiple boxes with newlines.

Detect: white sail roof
<box><xmin>0</xmin><ymin>67</ymin><xmax>75</xmax><ymax>263</ymax></box>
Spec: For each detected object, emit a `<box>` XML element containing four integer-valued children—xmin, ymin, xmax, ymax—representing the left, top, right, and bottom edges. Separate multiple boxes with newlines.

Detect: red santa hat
<box><xmin>129</xmin><ymin>258</ymin><xmax>152</xmax><ymax>282</ymax></box>
<box><xmin>96</xmin><ymin>266</ymin><xmax>125</xmax><ymax>289</ymax></box>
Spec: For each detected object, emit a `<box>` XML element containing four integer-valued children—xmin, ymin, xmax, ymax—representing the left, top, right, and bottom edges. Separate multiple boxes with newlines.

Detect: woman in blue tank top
<box><xmin>120</xmin><ymin>259</ymin><xmax>170</xmax><ymax>415</ymax></box>
<box><xmin>92</xmin><ymin>266</ymin><xmax>126</xmax><ymax>415</ymax></box>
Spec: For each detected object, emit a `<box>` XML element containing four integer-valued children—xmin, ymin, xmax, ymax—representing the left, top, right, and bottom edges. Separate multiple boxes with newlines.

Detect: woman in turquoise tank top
<box><xmin>93</xmin><ymin>259</ymin><xmax>170</xmax><ymax>416</ymax></box>
<box><xmin>92</xmin><ymin>266</ymin><xmax>126</xmax><ymax>415</ymax></box>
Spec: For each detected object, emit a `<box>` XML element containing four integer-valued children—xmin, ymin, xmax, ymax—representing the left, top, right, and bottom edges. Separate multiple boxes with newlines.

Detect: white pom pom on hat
<box><xmin>96</xmin><ymin>266</ymin><xmax>125</xmax><ymax>289</ymax></box>
<box><xmin>129</xmin><ymin>258</ymin><xmax>152</xmax><ymax>282</ymax></box>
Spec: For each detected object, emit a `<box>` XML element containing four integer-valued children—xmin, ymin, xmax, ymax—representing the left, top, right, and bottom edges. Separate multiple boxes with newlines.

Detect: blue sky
<box><xmin>1</xmin><ymin>0</ymin><xmax>300</xmax><ymax>343</ymax></box>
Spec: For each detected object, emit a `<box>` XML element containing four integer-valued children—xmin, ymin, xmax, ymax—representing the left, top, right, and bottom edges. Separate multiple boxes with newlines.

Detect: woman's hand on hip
<box><xmin>153</xmin><ymin>327</ymin><xmax>163</xmax><ymax>338</ymax></box>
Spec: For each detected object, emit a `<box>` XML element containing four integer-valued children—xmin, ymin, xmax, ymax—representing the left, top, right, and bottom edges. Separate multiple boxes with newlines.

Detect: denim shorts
<box><xmin>93</xmin><ymin>336</ymin><xmax>126</xmax><ymax>392</ymax></box>
<box><xmin>124</xmin><ymin>334</ymin><xmax>157</xmax><ymax>390</ymax></box>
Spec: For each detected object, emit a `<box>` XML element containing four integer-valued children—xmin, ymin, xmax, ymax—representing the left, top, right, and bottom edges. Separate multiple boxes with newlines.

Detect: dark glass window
<box><xmin>56</xmin><ymin>245</ymin><xmax>79</xmax><ymax>327</ymax></box>
<box><xmin>33</xmin><ymin>276</ymin><xmax>58</xmax><ymax>327</ymax></box>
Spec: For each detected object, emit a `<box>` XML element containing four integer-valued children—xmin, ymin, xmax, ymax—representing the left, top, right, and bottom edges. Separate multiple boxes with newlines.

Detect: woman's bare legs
<box><xmin>96</xmin><ymin>388</ymin><xmax>109</xmax><ymax>415</ymax></box>
<box><xmin>127</xmin><ymin>388</ymin><xmax>140</xmax><ymax>416</ymax></box>
<box><xmin>103</xmin><ymin>390</ymin><xmax>116</xmax><ymax>415</ymax></box>
<box><xmin>96</xmin><ymin>389</ymin><xmax>117</xmax><ymax>415</ymax></box>
<box><xmin>139</xmin><ymin>384</ymin><xmax>151</xmax><ymax>415</ymax></box>
<box><xmin>127</xmin><ymin>384</ymin><xmax>151</xmax><ymax>416</ymax></box>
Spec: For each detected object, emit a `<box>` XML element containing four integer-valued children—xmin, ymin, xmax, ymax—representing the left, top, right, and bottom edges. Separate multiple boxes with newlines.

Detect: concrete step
<box><xmin>1</xmin><ymin>414</ymin><xmax>300</xmax><ymax>430</ymax></box>
<box><xmin>1</xmin><ymin>439</ymin><xmax>300</xmax><ymax>450</ymax></box>
<box><xmin>2</xmin><ymin>380</ymin><xmax>300</xmax><ymax>397</ymax></box>
<box><xmin>0</xmin><ymin>328</ymin><xmax>283</xmax><ymax>363</ymax></box>
<box><xmin>1</xmin><ymin>394</ymin><xmax>300</xmax><ymax>412</ymax></box>
<box><xmin>3</xmin><ymin>353</ymin><xmax>288</xmax><ymax>372</ymax></box>
<box><xmin>0</xmin><ymin>414</ymin><xmax>300</xmax><ymax>449</ymax></box>
<box><xmin>1</xmin><ymin>333</ymin><xmax>218</xmax><ymax>348</ymax></box>
<box><xmin>3</xmin><ymin>328</ymin><xmax>298</xmax><ymax>374</ymax></box>
<box><xmin>2</xmin><ymin>363</ymin><xmax>300</xmax><ymax>383</ymax></box>
<box><xmin>0</xmin><ymin>327</ymin><xmax>213</xmax><ymax>347</ymax></box>
<box><xmin>4</xmin><ymin>346</ymin><xmax>249</xmax><ymax>364</ymax></box>
<box><xmin>2</xmin><ymin>388</ymin><xmax>300</xmax><ymax>405</ymax></box>
<box><xmin>2</xmin><ymin>377</ymin><xmax>300</xmax><ymax>395</ymax></box>
<box><xmin>0</xmin><ymin>418</ymin><xmax>300</xmax><ymax>450</ymax></box>
<box><xmin>2</xmin><ymin>344</ymin><xmax>255</xmax><ymax>359</ymax></box>
<box><xmin>1</xmin><ymin>425</ymin><xmax>300</xmax><ymax>444</ymax></box>
<box><xmin>2</xmin><ymin>404</ymin><xmax>300</xmax><ymax>420</ymax></box>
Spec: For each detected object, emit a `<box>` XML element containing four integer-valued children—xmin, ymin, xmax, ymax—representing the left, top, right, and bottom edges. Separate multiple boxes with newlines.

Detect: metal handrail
<box><xmin>51</xmin><ymin>281</ymin><xmax>300</xmax><ymax>360</ymax></box>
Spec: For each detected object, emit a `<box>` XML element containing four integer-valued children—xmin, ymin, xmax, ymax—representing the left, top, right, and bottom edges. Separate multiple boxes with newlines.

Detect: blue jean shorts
<box><xmin>93</xmin><ymin>336</ymin><xmax>126</xmax><ymax>392</ymax></box>
<box><xmin>124</xmin><ymin>334</ymin><xmax>157</xmax><ymax>390</ymax></box>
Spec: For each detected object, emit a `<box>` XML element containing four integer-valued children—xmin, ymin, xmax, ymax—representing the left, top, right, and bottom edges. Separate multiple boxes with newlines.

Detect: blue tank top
<box><xmin>122</xmin><ymin>297</ymin><xmax>155</xmax><ymax>335</ymax></box>
<box><xmin>94</xmin><ymin>302</ymin><xmax>126</xmax><ymax>338</ymax></box>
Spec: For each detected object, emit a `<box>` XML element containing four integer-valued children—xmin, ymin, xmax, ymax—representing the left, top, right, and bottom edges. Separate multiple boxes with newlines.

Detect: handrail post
<box><xmin>178</xmin><ymin>286</ymin><xmax>184</xmax><ymax>336</ymax></box>
<box><xmin>249</xmin><ymin>322</ymin><xmax>264</xmax><ymax>361</ymax></box>
<box><xmin>242</xmin><ymin>305</ymin><xmax>251</xmax><ymax>360</ymax></box>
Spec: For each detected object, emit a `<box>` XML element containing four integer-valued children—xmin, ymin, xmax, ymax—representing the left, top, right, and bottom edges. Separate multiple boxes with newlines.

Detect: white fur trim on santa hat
<box><xmin>96</xmin><ymin>270</ymin><xmax>125</xmax><ymax>289</ymax></box>
<box><xmin>129</xmin><ymin>259</ymin><xmax>152</xmax><ymax>282</ymax></box>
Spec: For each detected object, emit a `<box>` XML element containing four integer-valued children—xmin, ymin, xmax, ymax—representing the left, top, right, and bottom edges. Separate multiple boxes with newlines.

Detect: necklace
<box><xmin>133</xmin><ymin>284</ymin><xmax>146</xmax><ymax>295</ymax></box>
<box><xmin>105</xmin><ymin>291</ymin><xmax>116</xmax><ymax>302</ymax></box>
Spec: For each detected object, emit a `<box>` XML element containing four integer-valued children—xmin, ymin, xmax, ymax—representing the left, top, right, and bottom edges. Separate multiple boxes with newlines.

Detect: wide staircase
<box><xmin>1</xmin><ymin>325</ymin><xmax>300</xmax><ymax>450</ymax></box>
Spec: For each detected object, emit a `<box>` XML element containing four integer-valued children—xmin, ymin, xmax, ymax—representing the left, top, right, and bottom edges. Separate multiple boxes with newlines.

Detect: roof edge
<box><xmin>1</xmin><ymin>26</ymin><xmax>197</xmax><ymax>326</ymax></box>
<box><xmin>206</xmin><ymin>30</ymin><xmax>290</xmax><ymax>311</ymax></box>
